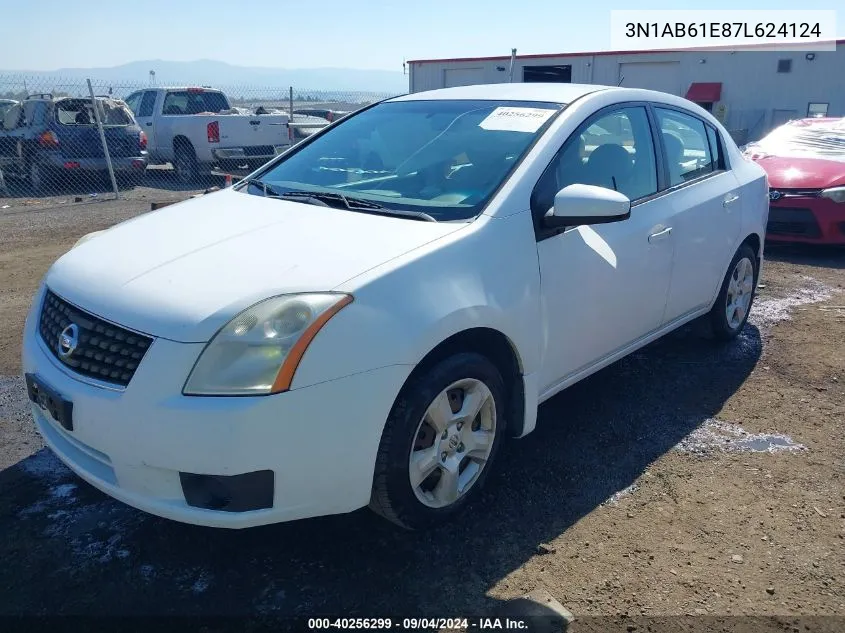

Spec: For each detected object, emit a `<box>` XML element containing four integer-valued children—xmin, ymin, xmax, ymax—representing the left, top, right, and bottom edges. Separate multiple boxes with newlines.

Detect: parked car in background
<box><xmin>744</xmin><ymin>117</ymin><xmax>845</xmax><ymax>245</ymax></box>
<box><xmin>0</xmin><ymin>98</ymin><xmax>17</xmax><ymax>121</ymax></box>
<box><xmin>293</xmin><ymin>107</ymin><xmax>352</xmax><ymax>123</ymax></box>
<box><xmin>23</xmin><ymin>83</ymin><xmax>767</xmax><ymax>531</ymax></box>
<box><xmin>123</xmin><ymin>87</ymin><xmax>293</xmax><ymax>183</ymax></box>
<box><xmin>0</xmin><ymin>95</ymin><xmax>147</xmax><ymax>193</ymax></box>
<box><xmin>289</xmin><ymin>112</ymin><xmax>331</xmax><ymax>142</ymax></box>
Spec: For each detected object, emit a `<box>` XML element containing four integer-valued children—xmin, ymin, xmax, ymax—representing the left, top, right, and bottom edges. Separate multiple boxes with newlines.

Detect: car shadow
<box><xmin>765</xmin><ymin>243</ymin><xmax>845</xmax><ymax>270</ymax></box>
<box><xmin>0</xmin><ymin>321</ymin><xmax>761</xmax><ymax>619</ymax></box>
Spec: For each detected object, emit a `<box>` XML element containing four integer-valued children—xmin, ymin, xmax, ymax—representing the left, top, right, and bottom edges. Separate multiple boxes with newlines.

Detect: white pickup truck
<box><xmin>123</xmin><ymin>87</ymin><xmax>293</xmax><ymax>183</ymax></box>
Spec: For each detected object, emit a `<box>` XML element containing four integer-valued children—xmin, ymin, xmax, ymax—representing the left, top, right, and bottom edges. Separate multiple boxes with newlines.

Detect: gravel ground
<box><xmin>0</xmin><ymin>194</ymin><xmax>842</xmax><ymax>630</ymax></box>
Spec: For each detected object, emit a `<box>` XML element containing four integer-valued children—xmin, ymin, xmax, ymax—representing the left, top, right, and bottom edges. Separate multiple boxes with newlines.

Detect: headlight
<box><xmin>183</xmin><ymin>293</ymin><xmax>353</xmax><ymax>396</ymax></box>
<box><xmin>820</xmin><ymin>186</ymin><xmax>845</xmax><ymax>203</ymax></box>
<box><xmin>72</xmin><ymin>230</ymin><xmax>105</xmax><ymax>249</ymax></box>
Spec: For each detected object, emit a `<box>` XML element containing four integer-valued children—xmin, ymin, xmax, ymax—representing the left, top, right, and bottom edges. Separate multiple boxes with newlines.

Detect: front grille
<box><xmin>38</xmin><ymin>289</ymin><xmax>153</xmax><ymax>387</ymax></box>
<box><xmin>243</xmin><ymin>145</ymin><xmax>274</xmax><ymax>157</ymax></box>
<box><xmin>766</xmin><ymin>207</ymin><xmax>821</xmax><ymax>238</ymax></box>
<box><xmin>769</xmin><ymin>187</ymin><xmax>822</xmax><ymax>198</ymax></box>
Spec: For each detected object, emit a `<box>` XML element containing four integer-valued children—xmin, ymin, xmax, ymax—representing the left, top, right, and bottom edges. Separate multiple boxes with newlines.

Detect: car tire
<box><xmin>370</xmin><ymin>352</ymin><xmax>507</xmax><ymax>530</ymax></box>
<box><xmin>709</xmin><ymin>243</ymin><xmax>759</xmax><ymax>341</ymax></box>
<box><xmin>174</xmin><ymin>145</ymin><xmax>199</xmax><ymax>184</ymax></box>
<box><xmin>29</xmin><ymin>161</ymin><xmax>53</xmax><ymax>194</ymax></box>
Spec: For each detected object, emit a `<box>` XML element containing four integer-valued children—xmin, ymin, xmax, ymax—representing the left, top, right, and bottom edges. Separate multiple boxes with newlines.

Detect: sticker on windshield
<box><xmin>479</xmin><ymin>107</ymin><xmax>555</xmax><ymax>133</ymax></box>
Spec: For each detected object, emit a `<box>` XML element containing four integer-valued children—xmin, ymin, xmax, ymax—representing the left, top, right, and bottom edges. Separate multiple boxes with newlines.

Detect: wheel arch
<box><xmin>395</xmin><ymin>327</ymin><xmax>527</xmax><ymax>438</ymax></box>
<box><xmin>172</xmin><ymin>135</ymin><xmax>195</xmax><ymax>155</ymax></box>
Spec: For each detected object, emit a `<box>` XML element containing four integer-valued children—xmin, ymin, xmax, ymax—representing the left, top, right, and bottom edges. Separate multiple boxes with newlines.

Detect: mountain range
<box><xmin>0</xmin><ymin>59</ymin><xmax>409</xmax><ymax>95</ymax></box>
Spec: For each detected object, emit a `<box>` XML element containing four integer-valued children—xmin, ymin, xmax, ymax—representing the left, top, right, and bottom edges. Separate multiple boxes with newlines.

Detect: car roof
<box><xmin>389</xmin><ymin>82</ymin><xmax>614</xmax><ymax>104</ymax></box>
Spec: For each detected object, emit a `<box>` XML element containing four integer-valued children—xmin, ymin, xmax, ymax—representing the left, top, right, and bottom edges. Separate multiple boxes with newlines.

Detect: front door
<box><xmin>127</xmin><ymin>90</ymin><xmax>158</xmax><ymax>156</ymax></box>
<box><xmin>534</xmin><ymin>105</ymin><xmax>675</xmax><ymax>394</ymax></box>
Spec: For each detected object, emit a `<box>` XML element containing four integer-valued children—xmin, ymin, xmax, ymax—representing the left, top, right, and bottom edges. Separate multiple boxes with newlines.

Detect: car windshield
<box><xmin>248</xmin><ymin>99</ymin><xmax>564</xmax><ymax>221</ymax></box>
<box><xmin>748</xmin><ymin>118</ymin><xmax>845</xmax><ymax>161</ymax></box>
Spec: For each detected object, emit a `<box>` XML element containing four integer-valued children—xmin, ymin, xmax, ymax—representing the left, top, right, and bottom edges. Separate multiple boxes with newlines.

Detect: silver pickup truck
<box><xmin>124</xmin><ymin>87</ymin><xmax>293</xmax><ymax>183</ymax></box>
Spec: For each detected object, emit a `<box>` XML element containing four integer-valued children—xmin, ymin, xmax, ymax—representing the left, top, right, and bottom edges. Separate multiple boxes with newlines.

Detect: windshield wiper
<box><xmin>242</xmin><ymin>178</ymin><xmax>283</xmax><ymax>198</ymax></box>
<box><xmin>280</xmin><ymin>190</ymin><xmax>437</xmax><ymax>222</ymax></box>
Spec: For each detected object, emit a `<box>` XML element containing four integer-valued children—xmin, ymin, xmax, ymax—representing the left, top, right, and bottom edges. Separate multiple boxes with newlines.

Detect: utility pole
<box><xmin>508</xmin><ymin>48</ymin><xmax>517</xmax><ymax>82</ymax></box>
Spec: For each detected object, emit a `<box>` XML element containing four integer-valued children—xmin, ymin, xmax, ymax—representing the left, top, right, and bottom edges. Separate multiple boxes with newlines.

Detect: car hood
<box><xmin>45</xmin><ymin>189</ymin><xmax>465</xmax><ymax>342</ymax></box>
<box><xmin>753</xmin><ymin>155</ymin><xmax>845</xmax><ymax>189</ymax></box>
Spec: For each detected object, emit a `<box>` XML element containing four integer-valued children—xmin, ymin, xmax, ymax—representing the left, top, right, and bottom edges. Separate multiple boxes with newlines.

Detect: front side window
<box><xmin>124</xmin><ymin>92</ymin><xmax>142</xmax><ymax>115</ymax></box>
<box><xmin>532</xmin><ymin>106</ymin><xmax>658</xmax><ymax>218</ymax></box>
<box><xmin>138</xmin><ymin>91</ymin><xmax>157</xmax><ymax>117</ymax></box>
<box><xmin>250</xmin><ymin>99</ymin><xmax>564</xmax><ymax>221</ymax></box>
<box><xmin>655</xmin><ymin>108</ymin><xmax>714</xmax><ymax>186</ymax></box>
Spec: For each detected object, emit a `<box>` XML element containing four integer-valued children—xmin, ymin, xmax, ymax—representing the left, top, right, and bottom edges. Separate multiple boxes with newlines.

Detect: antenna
<box><xmin>617</xmin><ymin>75</ymin><xmax>624</xmax><ymax>86</ymax></box>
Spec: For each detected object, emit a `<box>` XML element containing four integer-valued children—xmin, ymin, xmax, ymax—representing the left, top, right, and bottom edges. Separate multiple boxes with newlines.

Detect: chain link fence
<box><xmin>0</xmin><ymin>74</ymin><xmax>396</xmax><ymax>200</ymax></box>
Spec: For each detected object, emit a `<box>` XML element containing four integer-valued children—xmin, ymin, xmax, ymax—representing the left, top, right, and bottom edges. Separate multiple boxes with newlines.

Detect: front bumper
<box><xmin>22</xmin><ymin>290</ymin><xmax>408</xmax><ymax>528</ymax></box>
<box><xmin>766</xmin><ymin>197</ymin><xmax>845</xmax><ymax>245</ymax></box>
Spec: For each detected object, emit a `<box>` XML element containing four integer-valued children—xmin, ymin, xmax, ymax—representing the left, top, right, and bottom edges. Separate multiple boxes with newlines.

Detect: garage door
<box><xmin>618</xmin><ymin>62</ymin><xmax>681</xmax><ymax>96</ymax></box>
<box><xmin>443</xmin><ymin>68</ymin><xmax>485</xmax><ymax>88</ymax></box>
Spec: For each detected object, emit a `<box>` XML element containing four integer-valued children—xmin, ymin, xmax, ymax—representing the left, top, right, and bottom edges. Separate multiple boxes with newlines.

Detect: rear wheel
<box><xmin>709</xmin><ymin>243</ymin><xmax>759</xmax><ymax>340</ymax></box>
<box><xmin>174</xmin><ymin>144</ymin><xmax>199</xmax><ymax>184</ymax></box>
<box><xmin>370</xmin><ymin>353</ymin><xmax>506</xmax><ymax>530</ymax></box>
<box><xmin>29</xmin><ymin>161</ymin><xmax>54</xmax><ymax>194</ymax></box>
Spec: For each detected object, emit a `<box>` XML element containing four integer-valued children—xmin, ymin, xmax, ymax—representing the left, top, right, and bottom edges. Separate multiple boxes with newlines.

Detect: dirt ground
<box><xmin>0</xmin><ymin>194</ymin><xmax>842</xmax><ymax>631</ymax></box>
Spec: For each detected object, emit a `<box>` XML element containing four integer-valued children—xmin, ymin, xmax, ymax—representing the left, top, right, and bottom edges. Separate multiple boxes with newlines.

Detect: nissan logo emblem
<box><xmin>58</xmin><ymin>324</ymin><xmax>79</xmax><ymax>359</ymax></box>
<box><xmin>769</xmin><ymin>190</ymin><xmax>783</xmax><ymax>201</ymax></box>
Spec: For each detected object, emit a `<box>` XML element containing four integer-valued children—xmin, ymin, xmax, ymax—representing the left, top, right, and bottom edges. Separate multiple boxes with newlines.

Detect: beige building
<box><xmin>408</xmin><ymin>40</ymin><xmax>845</xmax><ymax>143</ymax></box>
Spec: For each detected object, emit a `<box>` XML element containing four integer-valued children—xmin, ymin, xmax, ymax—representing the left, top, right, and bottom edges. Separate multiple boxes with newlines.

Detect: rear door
<box><xmin>654</xmin><ymin>106</ymin><xmax>742</xmax><ymax>322</ymax></box>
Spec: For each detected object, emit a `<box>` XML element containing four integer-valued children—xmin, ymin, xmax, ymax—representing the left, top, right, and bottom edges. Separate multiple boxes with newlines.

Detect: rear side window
<box><xmin>655</xmin><ymin>108</ymin><xmax>714</xmax><ymax>186</ymax></box>
<box><xmin>23</xmin><ymin>101</ymin><xmax>47</xmax><ymax>127</ymax></box>
<box><xmin>124</xmin><ymin>92</ymin><xmax>142</xmax><ymax>115</ymax></box>
<box><xmin>162</xmin><ymin>90</ymin><xmax>229</xmax><ymax>115</ymax></box>
<box><xmin>706</xmin><ymin>124</ymin><xmax>725</xmax><ymax>170</ymax></box>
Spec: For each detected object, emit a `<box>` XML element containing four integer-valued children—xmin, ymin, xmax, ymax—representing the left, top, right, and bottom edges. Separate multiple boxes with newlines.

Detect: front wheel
<box><xmin>370</xmin><ymin>353</ymin><xmax>507</xmax><ymax>530</ymax></box>
<box><xmin>709</xmin><ymin>243</ymin><xmax>759</xmax><ymax>340</ymax></box>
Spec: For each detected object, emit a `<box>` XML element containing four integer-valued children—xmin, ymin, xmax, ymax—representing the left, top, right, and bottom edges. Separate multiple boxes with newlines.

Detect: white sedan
<box><xmin>22</xmin><ymin>83</ymin><xmax>768</xmax><ymax>530</ymax></box>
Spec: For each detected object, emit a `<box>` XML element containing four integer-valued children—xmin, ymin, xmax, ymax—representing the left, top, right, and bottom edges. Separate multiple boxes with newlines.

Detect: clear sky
<box><xmin>2</xmin><ymin>0</ymin><xmax>843</xmax><ymax>71</ymax></box>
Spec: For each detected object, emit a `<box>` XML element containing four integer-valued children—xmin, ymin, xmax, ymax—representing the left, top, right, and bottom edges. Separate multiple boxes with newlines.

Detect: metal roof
<box><xmin>389</xmin><ymin>82</ymin><xmax>611</xmax><ymax>103</ymax></box>
<box><xmin>408</xmin><ymin>39</ymin><xmax>845</xmax><ymax>65</ymax></box>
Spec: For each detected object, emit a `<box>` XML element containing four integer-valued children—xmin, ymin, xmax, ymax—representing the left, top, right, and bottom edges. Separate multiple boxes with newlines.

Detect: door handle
<box><xmin>648</xmin><ymin>227</ymin><xmax>672</xmax><ymax>243</ymax></box>
<box><xmin>145</xmin><ymin>122</ymin><xmax>152</xmax><ymax>126</ymax></box>
<box><xmin>723</xmin><ymin>193</ymin><xmax>740</xmax><ymax>207</ymax></box>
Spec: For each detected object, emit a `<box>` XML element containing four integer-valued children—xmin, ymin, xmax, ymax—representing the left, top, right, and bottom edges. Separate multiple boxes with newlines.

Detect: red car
<box><xmin>744</xmin><ymin>117</ymin><xmax>845</xmax><ymax>245</ymax></box>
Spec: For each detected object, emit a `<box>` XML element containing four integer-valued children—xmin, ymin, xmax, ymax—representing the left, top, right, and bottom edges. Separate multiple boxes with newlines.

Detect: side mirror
<box><xmin>544</xmin><ymin>183</ymin><xmax>632</xmax><ymax>228</ymax></box>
